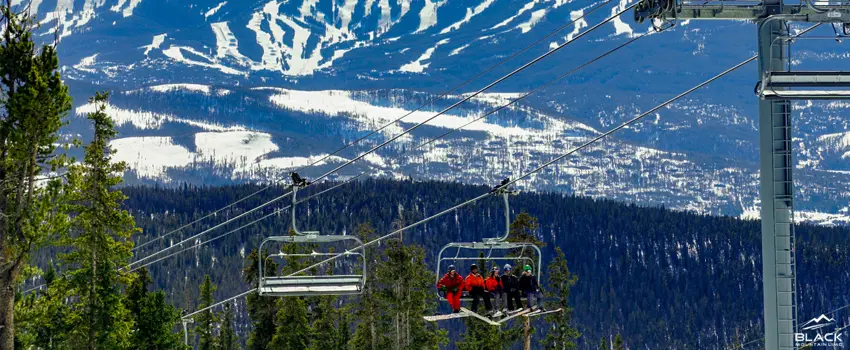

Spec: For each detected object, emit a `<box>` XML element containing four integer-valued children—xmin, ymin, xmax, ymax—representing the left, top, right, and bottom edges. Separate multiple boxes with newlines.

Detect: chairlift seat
<box><xmin>760</xmin><ymin>71</ymin><xmax>850</xmax><ymax>100</ymax></box>
<box><xmin>260</xmin><ymin>275</ymin><xmax>363</xmax><ymax>296</ymax></box>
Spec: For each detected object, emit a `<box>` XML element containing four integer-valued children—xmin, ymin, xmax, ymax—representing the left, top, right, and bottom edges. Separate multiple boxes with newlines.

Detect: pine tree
<box><xmin>544</xmin><ymin>247</ymin><xmax>580</xmax><ymax>349</ymax></box>
<box><xmin>196</xmin><ymin>275</ymin><xmax>218</xmax><ymax>350</ymax></box>
<box><xmin>374</xmin><ymin>238</ymin><xmax>446</xmax><ymax>349</ymax></box>
<box><xmin>599</xmin><ymin>337</ymin><xmax>608</xmax><ymax>350</ymax></box>
<box><xmin>218</xmin><ymin>303</ymin><xmax>238</xmax><ymax>350</ymax></box>
<box><xmin>613</xmin><ymin>334</ymin><xmax>625</xmax><ymax>350</ymax></box>
<box><xmin>244</xmin><ymin>249</ymin><xmax>278</xmax><ymax>350</ymax></box>
<box><xmin>269</xmin><ymin>231</ymin><xmax>312</xmax><ymax>349</ymax></box>
<box><xmin>62</xmin><ymin>92</ymin><xmax>135</xmax><ymax>349</ymax></box>
<box><xmin>349</xmin><ymin>223</ymin><xmax>385</xmax><ymax>350</ymax></box>
<box><xmin>336</xmin><ymin>305</ymin><xmax>351</xmax><ymax>348</ymax></box>
<box><xmin>309</xmin><ymin>296</ymin><xmax>338</xmax><ymax>350</ymax></box>
<box><xmin>0</xmin><ymin>2</ymin><xmax>72</xmax><ymax>347</ymax></box>
<box><xmin>14</xmin><ymin>263</ymin><xmax>71</xmax><ymax>349</ymax></box>
<box><xmin>508</xmin><ymin>212</ymin><xmax>546</xmax><ymax>247</ymax></box>
<box><xmin>126</xmin><ymin>268</ymin><xmax>183</xmax><ymax>350</ymax></box>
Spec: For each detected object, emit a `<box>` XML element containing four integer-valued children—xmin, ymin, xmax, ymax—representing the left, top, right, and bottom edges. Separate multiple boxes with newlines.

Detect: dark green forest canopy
<box><xmin>117</xmin><ymin>179</ymin><xmax>849</xmax><ymax>349</ymax></box>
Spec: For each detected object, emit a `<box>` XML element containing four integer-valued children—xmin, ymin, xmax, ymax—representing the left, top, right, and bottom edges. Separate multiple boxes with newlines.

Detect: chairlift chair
<box><xmin>434</xmin><ymin>180</ymin><xmax>543</xmax><ymax>302</ymax></box>
<box><xmin>258</xmin><ymin>174</ymin><xmax>366</xmax><ymax>297</ymax></box>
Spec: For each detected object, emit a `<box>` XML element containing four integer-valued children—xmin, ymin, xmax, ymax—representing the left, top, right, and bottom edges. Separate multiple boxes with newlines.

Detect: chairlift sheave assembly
<box><xmin>258</xmin><ymin>173</ymin><xmax>367</xmax><ymax>297</ymax></box>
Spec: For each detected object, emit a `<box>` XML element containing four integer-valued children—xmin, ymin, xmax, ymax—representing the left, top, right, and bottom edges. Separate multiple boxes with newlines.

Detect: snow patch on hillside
<box><xmin>195</xmin><ymin>131</ymin><xmax>278</xmax><ymax>172</ymax></box>
<box><xmin>205</xmin><ymin>1</ymin><xmax>227</xmax><ymax>19</ymax></box>
<box><xmin>75</xmin><ymin>102</ymin><xmax>244</xmax><ymax>132</ymax></box>
<box><xmin>143</xmin><ymin>34</ymin><xmax>167</xmax><ymax>57</ymax></box>
<box><xmin>149</xmin><ymin>84</ymin><xmax>211</xmax><ymax>94</ymax></box>
<box><xmin>74</xmin><ymin>54</ymin><xmax>98</xmax><ymax>73</ymax></box>
<box><xmin>416</xmin><ymin>0</ymin><xmax>445</xmax><ymax>33</ymax></box>
<box><xmin>517</xmin><ymin>9</ymin><xmax>547</xmax><ymax>34</ymax></box>
<box><xmin>440</xmin><ymin>0</ymin><xmax>494</xmax><ymax>34</ymax></box>
<box><xmin>110</xmin><ymin>137</ymin><xmax>194</xmax><ymax>179</ymax></box>
<box><xmin>611</xmin><ymin>0</ymin><xmax>634</xmax><ymax>36</ymax></box>
<box><xmin>211</xmin><ymin>22</ymin><xmax>249</xmax><ymax>63</ymax></box>
<box><xmin>162</xmin><ymin>45</ymin><xmax>245</xmax><ymax>75</ymax></box>
<box><xmin>267</xmin><ymin>88</ymin><xmax>540</xmax><ymax>138</ymax></box>
<box><xmin>399</xmin><ymin>38</ymin><xmax>449</xmax><ymax>73</ymax></box>
<box><xmin>491</xmin><ymin>1</ymin><xmax>536</xmax><ymax>30</ymax></box>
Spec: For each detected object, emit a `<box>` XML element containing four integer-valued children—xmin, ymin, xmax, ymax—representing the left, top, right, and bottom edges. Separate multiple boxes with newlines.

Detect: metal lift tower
<box><xmin>635</xmin><ymin>1</ymin><xmax>850</xmax><ymax>349</ymax></box>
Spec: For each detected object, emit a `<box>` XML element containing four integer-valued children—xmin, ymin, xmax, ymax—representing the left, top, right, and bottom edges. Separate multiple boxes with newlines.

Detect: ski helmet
<box><xmin>524</xmin><ymin>265</ymin><xmax>532</xmax><ymax>272</ymax></box>
<box><xmin>470</xmin><ymin>263</ymin><xmax>478</xmax><ymax>271</ymax></box>
<box><xmin>491</xmin><ymin>266</ymin><xmax>499</xmax><ymax>272</ymax></box>
<box><xmin>504</xmin><ymin>264</ymin><xmax>512</xmax><ymax>271</ymax></box>
<box><xmin>447</xmin><ymin>265</ymin><xmax>456</xmax><ymax>272</ymax></box>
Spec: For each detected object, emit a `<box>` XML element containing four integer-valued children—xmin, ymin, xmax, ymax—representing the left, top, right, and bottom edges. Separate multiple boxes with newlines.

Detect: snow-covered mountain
<box><xmin>22</xmin><ymin>0</ymin><xmax>850</xmax><ymax>223</ymax></box>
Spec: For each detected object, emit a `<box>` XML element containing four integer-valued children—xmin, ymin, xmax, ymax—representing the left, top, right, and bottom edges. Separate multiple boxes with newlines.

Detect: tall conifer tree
<box><xmin>62</xmin><ymin>92</ymin><xmax>135</xmax><ymax>349</ymax></box>
<box><xmin>544</xmin><ymin>247</ymin><xmax>580</xmax><ymax>349</ymax></box>
<box><xmin>0</xmin><ymin>2</ymin><xmax>72</xmax><ymax>347</ymax></box>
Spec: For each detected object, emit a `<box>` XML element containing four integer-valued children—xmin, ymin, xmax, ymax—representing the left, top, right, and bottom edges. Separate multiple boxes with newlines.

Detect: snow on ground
<box><xmin>143</xmin><ymin>34</ymin><xmax>167</xmax><ymax>56</ymax></box>
<box><xmin>111</xmin><ymin>0</ymin><xmax>143</xmax><ymax>17</ymax></box>
<box><xmin>110</xmin><ymin>137</ymin><xmax>194</xmax><ymax>179</ymax></box>
<box><xmin>162</xmin><ymin>45</ymin><xmax>245</xmax><ymax>75</ymax></box>
<box><xmin>740</xmin><ymin>206</ymin><xmax>850</xmax><ymax>226</ymax></box>
<box><xmin>205</xmin><ymin>1</ymin><xmax>227</xmax><ymax>19</ymax></box>
<box><xmin>440</xmin><ymin>0</ymin><xmax>495</xmax><ymax>34</ymax></box>
<box><xmin>267</xmin><ymin>88</ymin><xmax>538</xmax><ymax>138</ymax></box>
<box><xmin>75</xmin><ymin>102</ymin><xmax>244</xmax><ymax>132</ymax></box>
<box><xmin>195</xmin><ymin>131</ymin><xmax>278</xmax><ymax>169</ymax></box>
<box><xmin>415</xmin><ymin>0</ymin><xmax>445</xmax><ymax>33</ymax></box>
<box><xmin>211</xmin><ymin>22</ymin><xmax>249</xmax><ymax>63</ymax></box>
<box><xmin>516</xmin><ymin>9</ymin><xmax>547</xmax><ymax>34</ymax></box>
<box><xmin>73</xmin><ymin>53</ymin><xmax>98</xmax><ymax>73</ymax></box>
<box><xmin>610</xmin><ymin>0</ymin><xmax>634</xmax><ymax>36</ymax></box>
<box><xmin>490</xmin><ymin>1</ymin><xmax>536</xmax><ymax>30</ymax></box>
<box><xmin>258</xmin><ymin>154</ymin><xmax>337</xmax><ymax>169</ymax></box>
<box><xmin>149</xmin><ymin>83</ymin><xmax>211</xmax><ymax>94</ymax></box>
<box><xmin>449</xmin><ymin>44</ymin><xmax>470</xmax><ymax>56</ymax></box>
<box><xmin>399</xmin><ymin>38</ymin><xmax>449</xmax><ymax>73</ymax></box>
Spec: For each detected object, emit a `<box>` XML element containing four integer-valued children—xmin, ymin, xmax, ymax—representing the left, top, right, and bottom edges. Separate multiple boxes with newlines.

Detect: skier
<box><xmin>464</xmin><ymin>264</ymin><xmax>492</xmax><ymax>315</ymax></box>
<box><xmin>485</xmin><ymin>266</ymin><xmax>505</xmax><ymax>317</ymax></box>
<box><xmin>501</xmin><ymin>264</ymin><xmax>522</xmax><ymax>312</ymax></box>
<box><xmin>437</xmin><ymin>265</ymin><xmax>464</xmax><ymax>313</ymax></box>
<box><xmin>519</xmin><ymin>265</ymin><xmax>544</xmax><ymax>311</ymax></box>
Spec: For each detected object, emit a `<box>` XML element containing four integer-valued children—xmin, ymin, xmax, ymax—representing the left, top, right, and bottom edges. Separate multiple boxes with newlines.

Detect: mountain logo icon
<box><xmin>801</xmin><ymin>314</ymin><xmax>836</xmax><ymax>331</ymax></box>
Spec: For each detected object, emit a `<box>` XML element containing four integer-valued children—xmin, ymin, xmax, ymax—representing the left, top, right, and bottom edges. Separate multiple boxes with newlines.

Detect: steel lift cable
<box><xmin>182</xmin><ymin>52</ymin><xmax>761</xmax><ymax>321</ymax></box>
<box><xmin>129</xmin><ymin>5</ymin><xmax>636</xmax><ymax>268</ymax></box>
<box><xmin>123</xmin><ymin>33</ymin><xmax>649</xmax><ymax>274</ymax></box>
<box><xmin>130</xmin><ymin>0</ymin><xmax>613</xmax><ymax>254</ymax></box>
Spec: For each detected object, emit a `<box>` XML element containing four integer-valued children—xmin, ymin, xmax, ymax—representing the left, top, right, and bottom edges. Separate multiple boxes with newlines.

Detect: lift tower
<box><xmin>635</xmin><ymin>2</ymin><xmax>850</xmax><ymax>349</ymax></box>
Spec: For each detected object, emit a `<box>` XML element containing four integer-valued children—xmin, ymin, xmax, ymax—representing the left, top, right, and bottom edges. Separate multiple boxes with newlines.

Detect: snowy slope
<box><xmin>27</xmin><ymin>0</ymin><xmax>850</xmax><ymax>224</ymax></box>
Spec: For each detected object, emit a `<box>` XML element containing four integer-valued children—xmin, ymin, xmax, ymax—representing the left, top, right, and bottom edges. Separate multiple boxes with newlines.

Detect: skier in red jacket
<box><xmin>464</xmin><ymin>264</ymin><xmax>492</xmax><ymax>314</ymax></box>
<box><xmin>437</xmin><ymin>265</ymin><xmax>464</xmax><ymax>313</ymax></box>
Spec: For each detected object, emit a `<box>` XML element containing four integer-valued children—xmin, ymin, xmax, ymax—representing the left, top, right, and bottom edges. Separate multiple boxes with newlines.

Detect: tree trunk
<box><xmin>0</xmin><ymin>262</ymin><xmax>21</xmax><ymax>350</ymax></box>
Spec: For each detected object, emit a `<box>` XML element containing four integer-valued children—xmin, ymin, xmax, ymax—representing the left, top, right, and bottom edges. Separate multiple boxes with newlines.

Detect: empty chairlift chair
<box><xmin>434</xmin><ymin>180</ymin><xmax>542</xmax><ymax>302</ymax></box>
<box><xmin>258</xmin><ymin>174</ymin><xmax>366</xmax><ymax>297</ymax></box>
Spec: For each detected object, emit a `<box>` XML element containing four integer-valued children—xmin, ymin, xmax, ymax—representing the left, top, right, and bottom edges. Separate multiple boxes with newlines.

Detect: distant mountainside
<box><xmin>117</xmin><ymin>179</ymin><xmax>850</xmax><ymax>349</ymax></box>
<box><xmin>18</xmin><ymin>0</ymin><xmax>850</xmax><ymax>222</ymax></box>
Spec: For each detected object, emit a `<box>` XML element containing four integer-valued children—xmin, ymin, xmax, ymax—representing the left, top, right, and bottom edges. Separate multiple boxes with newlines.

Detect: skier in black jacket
<box><xmin>501</xmin><ymin>264</ymin><xmax>522</xmax><ymax>312</ymax></box>
<box><xmin>518</xmin><ymin>265</ymin><xmax>543</xmax><ymax>311</ymax></box>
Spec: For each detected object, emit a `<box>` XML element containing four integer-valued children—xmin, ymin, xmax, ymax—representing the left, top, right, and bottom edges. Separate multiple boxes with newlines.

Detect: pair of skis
<box><xmin>423</xmin><ymin>307</ymin><xmax>562</xmax><ymax>325</ymax></box>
